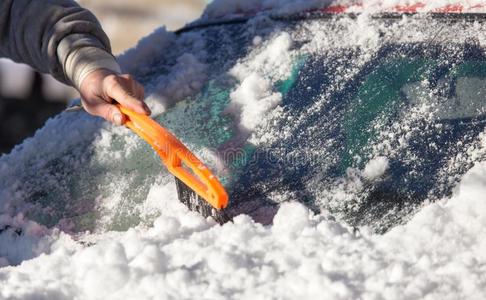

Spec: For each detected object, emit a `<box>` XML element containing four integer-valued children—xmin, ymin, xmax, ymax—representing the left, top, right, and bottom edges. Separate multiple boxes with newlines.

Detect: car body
<box><xmin>2</xmin><ymin>2</ymin><xmax>486</xmax><ymax>233</ymax></box>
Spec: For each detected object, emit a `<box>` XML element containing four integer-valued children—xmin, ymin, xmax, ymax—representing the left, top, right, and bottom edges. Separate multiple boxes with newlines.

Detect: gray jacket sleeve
<box><xmin>0</xmin><ymin>0</ymin><xmax>120</xmax><ymax>88</ymax></box>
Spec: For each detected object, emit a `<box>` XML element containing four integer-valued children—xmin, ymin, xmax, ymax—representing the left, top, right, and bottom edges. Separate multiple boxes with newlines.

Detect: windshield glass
<box><xmin>2</xmin><ymin>14</ymin><xmax>486</xmax><ymax>233</ymax></box>
<box><xmin>269</xmin><ymin>42</ymin><xmax>486</xmax><ymax>230</ymax></box>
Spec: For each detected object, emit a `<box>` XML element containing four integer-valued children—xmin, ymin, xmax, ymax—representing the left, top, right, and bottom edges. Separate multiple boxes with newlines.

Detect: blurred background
<box><xmin>0</xmin><ymin>0</ymin><xmax>208</xmax><ymax>154</ymax></box>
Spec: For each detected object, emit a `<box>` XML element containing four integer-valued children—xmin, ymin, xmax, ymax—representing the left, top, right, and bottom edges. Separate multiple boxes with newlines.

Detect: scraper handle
<box><xmin>118</xmin><ymin>105</ymin><xmax>229</xmax><ymax>210</ymax></box>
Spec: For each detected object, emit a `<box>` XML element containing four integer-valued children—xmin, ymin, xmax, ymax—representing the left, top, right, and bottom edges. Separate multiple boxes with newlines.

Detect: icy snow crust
<box><xmin>2</xmin><ymin>8</ymin><xmax>486</xmax><ymax>300</ymax></box>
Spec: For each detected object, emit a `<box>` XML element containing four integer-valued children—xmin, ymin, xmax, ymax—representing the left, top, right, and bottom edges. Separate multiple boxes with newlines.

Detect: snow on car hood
<box><xmin>2</xmin><ymin>162</ymin><xmax>486</xmax><ymax>299</ymax></box>
<box><xmin>2</xmin><ymin>6</ymin><xmax>486</xmax><ymax>299</ymax></box>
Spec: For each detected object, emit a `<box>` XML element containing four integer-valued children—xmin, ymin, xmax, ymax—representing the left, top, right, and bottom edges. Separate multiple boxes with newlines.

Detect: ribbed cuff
<box><xmin>64</xmin><ymin>47</ymin><xmax>121</xmax><ymax>90</ymax></box>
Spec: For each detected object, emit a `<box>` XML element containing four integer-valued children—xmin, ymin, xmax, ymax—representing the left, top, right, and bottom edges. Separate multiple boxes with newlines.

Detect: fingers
<box><xmin>78</xmin><ymin>70</ymin><xmax>151</xmax><ymax>125</ymax></box>
<box><xmin>104</xmin><ymin>74</ymin><xmax>151</xmax><ymax>115</ymax></box>
<box><xmin>124</xmin><ymin>74</ymin><xmax>144</xmax><ymax>100</ymax></box>
<box><xmin>82</xmin><ymin>96</ymin><xmax>125</xmax><ymax>126</ymax></box>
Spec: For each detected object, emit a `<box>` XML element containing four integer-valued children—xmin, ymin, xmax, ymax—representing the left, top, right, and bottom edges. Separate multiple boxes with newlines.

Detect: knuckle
<box><xmin>105</xmin><ymin>75</ymin><xmax>119</xmax><ymax>89</ymax></box>
<box><xmin>122</xmin><ymin>89</ymin><xmax>136</xmax><ymax>100</ymax></box>
<box><xmin>122</xmin><ymin>73</ymin><xmax>133</xmax><ymax>81</ymax></box>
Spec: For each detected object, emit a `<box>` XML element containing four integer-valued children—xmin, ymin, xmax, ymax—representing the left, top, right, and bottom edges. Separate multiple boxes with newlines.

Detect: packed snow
<box><xmin>2</xmin><ymin>164</ymin><xmax>486</xmax><ymax>299</ymax></box>
<box><xmin>2</xmin><ymin>1</ymin><xmax>486</xmax><ymax>299</ymax></box>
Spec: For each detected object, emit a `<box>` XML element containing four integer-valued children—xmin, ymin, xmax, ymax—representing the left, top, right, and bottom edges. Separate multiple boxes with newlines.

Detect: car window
<box><xmin>209</xmin><ymin>32</ymin><xmax>486</xmax><ymax>230</ymax></box>
<box><xmin>3</xmin><ymin>15</ymin><xmax>486</xmax><ymax>233</ymax></box>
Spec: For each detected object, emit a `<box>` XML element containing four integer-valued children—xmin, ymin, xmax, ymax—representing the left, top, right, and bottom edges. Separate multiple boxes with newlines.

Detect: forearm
<box><xmin>0</xmin><ymin>0</ymin><xmax>119</xmax><ymax>87</ymax></box>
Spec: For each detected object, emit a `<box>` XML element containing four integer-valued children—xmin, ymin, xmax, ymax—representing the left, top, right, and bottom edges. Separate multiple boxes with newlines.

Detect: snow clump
<box><xmin>362</xmin><ymin>156</ymin><xmax>389</xmax><ymax>180</ymax></box>
<box><xmin>226</xmin><ymin>32</ymin><xmax>293</xmax><ymax>133</ymax></box>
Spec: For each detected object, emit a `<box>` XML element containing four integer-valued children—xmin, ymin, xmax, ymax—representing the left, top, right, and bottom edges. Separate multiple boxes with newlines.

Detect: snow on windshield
<box><xmin>2</xmin><ymin>7</ymin><xmax>486</xmax><ymax>300</ymax></box>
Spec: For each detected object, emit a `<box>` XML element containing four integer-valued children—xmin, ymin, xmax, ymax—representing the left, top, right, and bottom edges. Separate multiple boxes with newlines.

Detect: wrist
<box><xmin>79</xmin><ymin>68</ymin><xmax>116</xmax><ymax>93</ymax></box>
<box><xmin>64</xmin><ymin>47</ymin><xmax>121</xmax><ymax>90</ymax></box>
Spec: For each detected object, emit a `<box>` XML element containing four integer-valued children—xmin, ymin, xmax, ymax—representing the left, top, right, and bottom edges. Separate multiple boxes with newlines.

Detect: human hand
<box><xmin>78</xmin><ymin>69</ymin><xmax>151</xmax><ymax>125</ymax></box>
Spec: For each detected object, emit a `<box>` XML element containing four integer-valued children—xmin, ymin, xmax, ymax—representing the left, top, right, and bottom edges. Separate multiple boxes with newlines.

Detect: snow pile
<box><xmin>2</xmin><ymin>162</ymin><xmax>486</xmax><ymax>298</ymax></box>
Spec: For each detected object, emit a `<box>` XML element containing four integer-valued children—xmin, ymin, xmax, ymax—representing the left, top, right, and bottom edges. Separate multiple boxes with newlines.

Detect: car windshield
<box><xmin>169</xmin><ymin>17</ymin><xmax>486</xmax><ymax>231</ymax></box>
<box><xmin>2</xmin><ymin>13</ymin><xmax>486</xmax><ymax>233</ymax></box>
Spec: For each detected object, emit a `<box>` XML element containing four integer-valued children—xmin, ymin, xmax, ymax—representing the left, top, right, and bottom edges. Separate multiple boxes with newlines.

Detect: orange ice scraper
<box><xmin>118</xmin><ymin>105</ymin><xmax>230</xmax><ymax>224</ymax></box>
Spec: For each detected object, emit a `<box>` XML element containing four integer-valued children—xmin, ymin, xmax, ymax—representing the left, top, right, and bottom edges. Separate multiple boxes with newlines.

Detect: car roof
<box><xmin>317</xmin><ymin>3</ymin><xmax>486</xmax><ymax>14</ymax></box>
<box><xmin>183</xmin><ymin>1</ymin><xmax>486</xmax><ymax>34</ymax></box>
